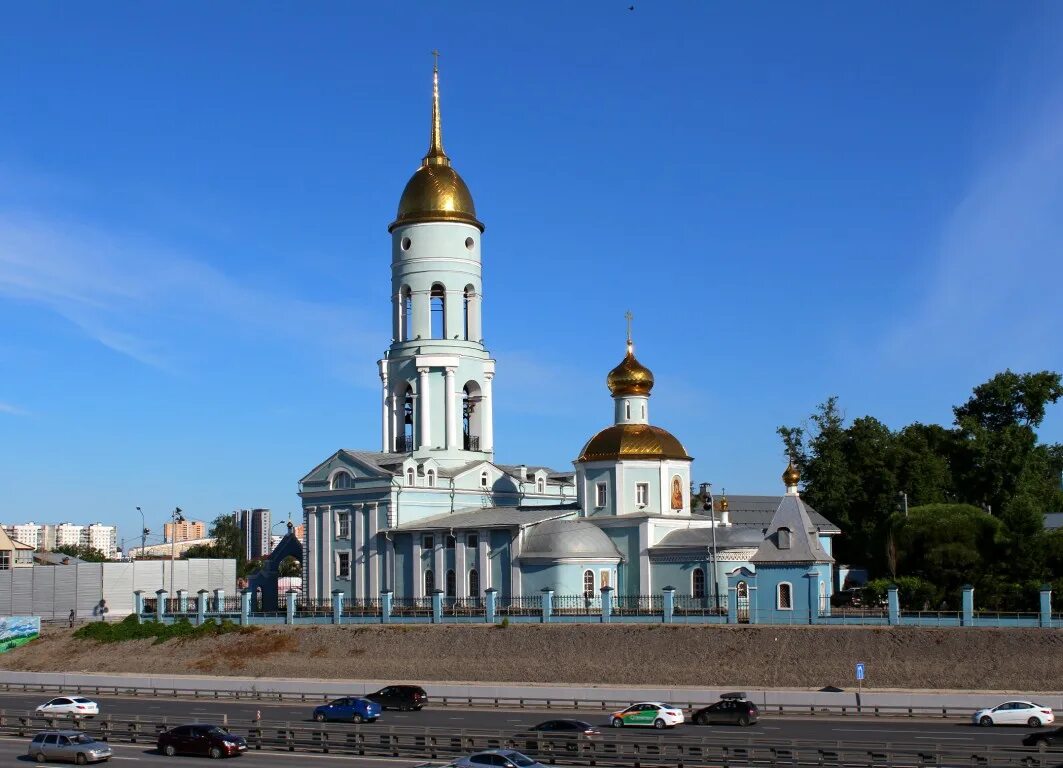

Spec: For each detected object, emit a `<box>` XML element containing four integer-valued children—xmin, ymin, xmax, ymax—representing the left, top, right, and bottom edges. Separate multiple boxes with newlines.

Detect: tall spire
<box><xmin>424</xmin><ymin>50</ymin><xmax>450</xmax><ymax>167</ymax></box>
<box><xmin>625</xmin><ymin>310</ymin><xmax>634</xmax><ymax>355</ymax></box>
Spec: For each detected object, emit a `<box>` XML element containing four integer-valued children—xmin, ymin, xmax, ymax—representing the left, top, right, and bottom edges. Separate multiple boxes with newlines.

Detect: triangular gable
<box><xmin>750</xmin><ymin>493</ymin><xmax>834</xmax><ymax>564</ymax></box>
<box><xmin>300</xmin><ymin>450</ymin><xmax>394</xmax><ymax>484</ymax></box>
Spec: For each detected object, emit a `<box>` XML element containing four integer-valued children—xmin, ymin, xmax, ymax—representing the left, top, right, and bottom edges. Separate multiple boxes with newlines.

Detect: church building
<box><xmin>299</xmin><ymin>62</ymin><xmax>840</xmax><ymax>610</ymax></box>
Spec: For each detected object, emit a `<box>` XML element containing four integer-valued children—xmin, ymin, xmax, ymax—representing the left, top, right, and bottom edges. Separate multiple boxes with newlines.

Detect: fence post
<box><xmin>381</xmin><ymin>590</ymin><xmax>392</xmax><ymax>624</ymax></box>
<box><xmin>484</xmin><ymin>588</ymin><xmax>497</xmax><ymax>624</ymax></box>
<box><xmin>240</xmin><ymin>589</ymin><xmax>252</xmax><ymax>626</ymax></box>
<box><xmin>727</xmin><ymin>586</ymin><xmax>738</xmax><ymax>624</ymax></box>
<box><xmin>432</xmin><ymin>590</ymin><xmax>443</xmax><ymax>624</ymax></box>
<box><xmin>541</xmin><ymin>588</ymin><xmax>554</xmax><ymax>623</ymax></box>
<box><xmin>662</xmin><ymin>586</ymin><xmax>675</xmax><ymax>624</ymax></box>
<box><xmin>961</xmin><ymin>585</ymin><xmax>974</xmax><ymax>626</ymax></box>
<box><xmin>600</xmin><ymin>586</ymin><xmax>612</xmax><ymax>624</ymax></box>
<box><xmin>285</xmin><ymin>589</ymin><xmax>297</xmax><ymax>625</ymax></box>
<box><xmin>1040</xmin><ymin>584</ymin><xmax>1053</xmax><ymax>628</ymax></box>
<box><xmin>887</xmin><ymin>586</ymin><xmax>900</xmax><ymax>626</ymax></box>
<box><xmin>213</xmin><ymin>588</ymin><xmax>225</xmax><ymax>616</ymax></box>
<box><xmin>177</xmin><ymin>589</ymin><xmax>189</xmax><ymax>614</ymax></box>
<box><xmin>332</xmin><ymin>590</ymin><xmax>344</xmax><ymax>625</ymax></box>
<box><xmin>196</xmin><ymin>590</ymin><xmax>208</xmax><ymax>626</ymax></box>
<box><xmin>133</xmin><ymin>591</ymin><xmax>144</xmax><ymax>625</ymax></box>
<box><xmin>155</xmin><ymin>589</ymin><xmax>168</xmax><ymax>623</ymax></box>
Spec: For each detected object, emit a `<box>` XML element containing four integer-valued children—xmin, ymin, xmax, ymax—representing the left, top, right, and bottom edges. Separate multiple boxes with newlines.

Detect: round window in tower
<box><xmin>465</xmin><ymin>237</ymin><xmax>475</xmax><ymax>251</ymax></box>
<box><xmin>401</xmin><ymin>237</ymin><xmax>412</xmax><ymax>251</ymax></box>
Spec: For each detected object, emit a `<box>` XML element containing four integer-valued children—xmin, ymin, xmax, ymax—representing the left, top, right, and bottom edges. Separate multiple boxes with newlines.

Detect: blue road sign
<box><xmin>855</xmin><ymin>662</ymin><xmax>866</xmax><ymax>681</ymax></box>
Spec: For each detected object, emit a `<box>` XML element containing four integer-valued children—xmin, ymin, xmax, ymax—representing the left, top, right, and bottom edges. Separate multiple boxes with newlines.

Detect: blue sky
<box><xmin>2</xmin><ymin>3</ymin><xmax>1061</xmax><ymax>544</ymax></box>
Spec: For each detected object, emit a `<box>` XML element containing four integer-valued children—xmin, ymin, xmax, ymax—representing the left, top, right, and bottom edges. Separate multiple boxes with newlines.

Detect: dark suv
<box><xmin>157</xmin><ymin>724</ymin><xmax>247</xmax><ymax>758</ymax></box>
<box><xmin>692</xmin><ymin>693</ymin><xmax>759</xmax><ymax>726</ymax></box>
<box><xmin>366</xmin><ymin>685</ymin><xmax>428</xmax><ymax>711</ymax></box>
<box><xmin>1023</xmin><ymin>726</ymin><xmax>1063</xmax><ymax>748</ymax></box>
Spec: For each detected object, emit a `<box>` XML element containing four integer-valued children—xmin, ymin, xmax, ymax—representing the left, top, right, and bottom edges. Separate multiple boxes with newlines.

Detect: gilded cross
<box><xmin>431</xmin><ymin>49</ymin><xmax>440</xmax><ymax>72</ymax></box>
<box><xmin>625</xmin><ymin>310</ymin><xmax>633</xmax><ymax>344</ymax></box>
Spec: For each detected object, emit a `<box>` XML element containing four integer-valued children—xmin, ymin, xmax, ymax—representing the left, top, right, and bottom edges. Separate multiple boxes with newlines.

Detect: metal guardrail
<box><xmin>0</xmin><ymin>680</ymin><xmax>1008</xmax><ymax>721</ymax></box>
<box><xmin>0</xmin><ymin>711</ymin><xmax>1058</xmax><ymax>767</ymax></box>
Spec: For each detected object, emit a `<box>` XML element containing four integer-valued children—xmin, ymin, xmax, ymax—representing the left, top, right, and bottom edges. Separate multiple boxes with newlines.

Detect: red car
<box><xmin>157</xmin><ymin>724</ymin><xmax>247</xmax><ymax>759</ymax></box>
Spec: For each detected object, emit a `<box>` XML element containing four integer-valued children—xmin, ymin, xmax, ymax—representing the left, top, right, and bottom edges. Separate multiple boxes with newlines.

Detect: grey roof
<box><xmin>1045</xmin><ymin>513</ymin><xmax>1063</xmax><ymax>531</ymax></box>
<box><xmin>750</xmin><ymin>493</ymin><xmax>834</xmax><ymax>564</ymax></box>
<box><xmin>519</xmin><ymin>518</ymin><xmax>622</xmax><ymax>562</ymax></box>
<box><xmin>721</xmin><ymin>495</ymin><xmax>841</xmax><ymax>534</ymax></box>
<box><xmin>650</xmin><ymin>525</ymin><xmax>766</xmax><ymax>553</ymax></box>
<box><xmin>34</xmin><ymin>551</ymin><xmax>85</xmax><ymax>565</ymax></box>
<box><xmin>388</xmin><ymin>504</ymin><xmax>579</xmax><ymax>532</ymax></box>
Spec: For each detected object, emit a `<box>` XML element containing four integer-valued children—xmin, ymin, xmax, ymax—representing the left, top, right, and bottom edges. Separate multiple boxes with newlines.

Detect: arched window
<box><xmin>445</xmin><ymin>569</ymin><xmax>456</xmax><ymax>598</ymax></box>
<box><xmin>736</xmin><ymin>581</ymin><xmax>748</xmax><ymax>599</ymax></box>
<box><xmin>430</xmin><ymin>283</ymin><xmax>446</xmax><ymax>339</ymax></box>
<box><xmin>692</xmin><ymin>568</ymin><xmax>705</xmax><ymax>598</ymax></box>
<box><xmin>641</xmin><ymin>405</ymin><xmax>646</xmax><ymax>419</ymax></box>
<box><xmin>480</xmin><ymin>471</ymin><xmax>489</xmax><ymax>488</ymax></box>
<box><xmin>406</xmin><ymin>468</ymin><xmax>415</xmax><ymax>486</ymax></box>
<box><xmin>777</xmin><ymin>582</ymin><xmax>793</xmax><ymax>610</ymax></box>
<box><xmin>400</xmin><ymin>286</ymin><xmax>413</xmax><ymax>341</ymax></box>
<box><xmin>331</xmin><ymin>471</ymin><xmax>353</xmax><ymax>490</ymax></box>
<box><xmin>426</xmin><ymin>469</ymin><xmax>436</xmax><ymax>488</ymax></box>
<box><xmin>463</xmin><ymin>382</ymin><xmax>483</xmax><ymax>451</ymax></box>
<box><xmin>424</xmin><ymin>569</ymin><xmax>434</xmax><ymax>594</ymax></box>
<box><xmin>583</xmin><ymin>570</ymin><xmax>594</xmax><ymax>599</ymax></box>
<box><xmin>536</xmin><ymin>478</ymin><xmax>545</xmax><ymax>493</ymax></box>
<box><xmin>463</xmin><ymin>285</ymin><xmax>475</xmax><ymax>341</ymax></box>
<box><xmin>401</xmin><ymin>385</ymin><xmax>415</xmax><ymax>452</ymax></box>
<box><xmin>625</xmin><ymin>401</ymin><xmax>631</xmax><ymax>420</ymax></box>
<box><xmin>468</xmin><ymin>568</ymin><xmax>479</xmax><ymax>597</ymax></box>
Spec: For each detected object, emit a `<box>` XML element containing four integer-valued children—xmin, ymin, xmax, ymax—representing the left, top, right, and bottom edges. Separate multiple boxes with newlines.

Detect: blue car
<box><xmin>313</xmin><ymin>697</ymin><xmax>381</xmax><ymax>724</ymax></box>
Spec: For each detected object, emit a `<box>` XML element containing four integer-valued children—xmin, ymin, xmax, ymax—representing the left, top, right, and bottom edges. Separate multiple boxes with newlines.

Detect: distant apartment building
<box><xmin>3</xmin><ymin>522</ymin><xmax>117</xmax><ymax>559</ymax></box>
<box><xmin>163</xmin><ymin>519</ymin><xmax>206</xmax><ymax>543</ymax></box>
<box><xmin>235</xmin><ymin>509</ymin><xmax>271</xmax><ymax>560</ymax></box>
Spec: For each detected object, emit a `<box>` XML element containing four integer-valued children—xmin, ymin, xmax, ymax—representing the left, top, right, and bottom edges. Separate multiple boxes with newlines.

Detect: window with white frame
<box><xmin>424</xmin><ymin>569</ymin><xmax>435</xmax><ymax>594</ymax></box>
<box><xmin>407</xmin><ymin>468</ymin><xmax>415</xmax><ymax>486</ymax></box>
<box><xmin>595</xmin><ymin>482</ymin><xmax>607</xmax><ymax>508</ymax></box>
<box><xmin>426</xmin><ymin>469</ymin><xmax>436</xmax><ymax>487</ymax></box>
<box><xmin>480</xmin><ymin>471</ymin><xmax>489</xmax><ymax>488</ymax></box>
<box><xmin>636</xmin><ymin>483</ymin><xmax>649</xmax><ymax>506</ymax></box>
<box><xmin>337</xmin><ymin>512</ymin><xmax>350</xmax><ymax>539</ymax></box>
<box><xmin>0</xmin><ymin>551</ymin><xmax>9</xmax><ymax>570</ymax></box>
<box><xmin>536</xmin><ymin>477</ymin><xmax>544</xmax><ymax>493</ymax></box>
<box><xmin>625</xmin><ymin>401</ymin><xmax>631</xmax><ymax>419</ymax></box>
<box><xmin>583</xmin><ymin>569</ymin><xmax>594</xmax><ymax>598</ymax></box>
<box><xmin>468</xmin><ymin>568</ymin><xmax>479</xmax><ymax>596</ymax></box>
<box><xmin>777</xmin><ymin>582</ymin><xmax>793</xmax><ymax>610</ymax></box>
<box><xmin>467</xmin><ymin>533</ymin><xmax>478</xmax><ymax>548</ymax></box>
<box><xmin>331</xmin><ymin>471</ymin><xmax>353</xmax><ymax>490</ymax></box>
<box><xmin>337</xmin><ymin>552</ymin><xmax>351</xmax><ymax>580</ymax></box>
<box><xmin>692</xmin><ymin>567</ymin><xmax>705</xmax><ymax>598</ymax></box>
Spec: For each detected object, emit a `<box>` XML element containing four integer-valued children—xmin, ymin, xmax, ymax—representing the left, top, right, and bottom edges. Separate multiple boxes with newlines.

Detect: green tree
<box><xmin>54</xmin><ymin>544</ymin><xmax>108</xmax><ymax>562</ymax></box>
<box><xmin>180</xmin><ymin>514</ymin><xmax>254</xmax><ymax>576</ymax></box>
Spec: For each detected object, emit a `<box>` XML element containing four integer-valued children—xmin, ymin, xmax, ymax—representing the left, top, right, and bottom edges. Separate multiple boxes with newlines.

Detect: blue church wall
<box><xmin>519</xmin><ymin>561</ymin><xmax>618</xmax><ymax>595</ymax></box>
<box><xmin>651</xmin><ymin>561</ymin><xmax>703</xmax><ymax>595</ymax></box>
<box><xmin>489</xmin><ymin>530</ymin><xmax>511</xmax><ymax>595</ymax></box>
<box><xmin>582</xmin><ymin>467</ymin><xmax>617</xmax><ymax>516</ymax></box>
<box><xmin>601</xmin><ymin>527</ymin><xmax>639</xmax><ymax>594</ymax></box>
<box><xmin>392</xmin><ymin>533</ymin><xmax>411</xmax><ymax>596</ymax></box>
<box><xmin>752</xmin><ymin>563</ymin><xmax>832</xmax><ymax>623</ymax></box>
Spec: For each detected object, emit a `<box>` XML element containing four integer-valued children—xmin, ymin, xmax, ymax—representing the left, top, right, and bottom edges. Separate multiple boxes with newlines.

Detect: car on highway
<box><xmin>512</xmin><ymin>719</ymin><xmax>602</xmax><ymax>754</ymax></box>
<box><xmin>28</xmin><ymin>730</ymin><xmax>112</xmax><ymax>764</ymax></box>
<box><xmin>448</xmin><ymin>749</ymin><xmax>545</xmax><ymax>768</ymax></box>
<box><xmin>609</xmin><ymin>702</ymin><xmax>684</xmax><ymax>729</ymax></box>
<box><xmin>1023</xmin><ymin>726</ymin><xmax>1063</xmax><ymax>748</ymax></box>
<box><xmin>35</xmin><ymin>697</ymin><xmax>100</xmax><ymax>718</ymax></box>
<box><xmin>973</xmin><ymin>701</ymin><xmax>1055</xmax><ymax>727</ymax></box>
<box><xmin>157</xmin><ymin>724</ymin><xmax>247</xmax><ymax>759</ymax></box>
<box><xmin>312</xmin><ymin>696</ymin><xmax>381</xmax><ymax>724</ymax></box>
<box><xmin>691</xmin><ymin>692</ymin><xmax>759</xmax><ymax>726</ymax></box>
<box><xmin>366</xmin><ymin>685</ymin><xmax>428</xmax><ymax>711</ymax></box>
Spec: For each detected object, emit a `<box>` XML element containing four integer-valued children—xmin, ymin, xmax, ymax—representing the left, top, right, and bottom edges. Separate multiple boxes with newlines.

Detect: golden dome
<box><xmin>719</xmin><ymin>496</ymin><xmax>729</xmax><ymax>511</ymax></box>
<box><xmin>577</xmin><ymin>423</ymin><xmax>691</xmax><ymax>463</ymax></box>
<box><xmin>782</xmin><ymin>459</ymin><xmax>801</xmax><ymax>487</ymax></box>
<box><xmin>389</xmin><ymin>57</ymin><xmax>483</xmax><ymax>233</ymax></box>
<box><xmin>607</xmin><ymin>344</ymin><xmax>655</xmax><ymax>397</ymax></box>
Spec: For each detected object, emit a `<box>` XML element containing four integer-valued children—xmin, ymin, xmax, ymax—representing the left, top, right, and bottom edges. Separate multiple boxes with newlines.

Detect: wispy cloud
<box><xmin>0</xmin><ymin>213</ymin><xmax>378</xmax><ymax>372</ymax></box>
<box><xmin>881</xmin><ymin>95</ymin><xmax>1063</xmax><ymax>369</ymax></box>
<box><xmin>0</xmin><ymin>401</ymin><xmax>28</xmax><ymax>417</ymax></box>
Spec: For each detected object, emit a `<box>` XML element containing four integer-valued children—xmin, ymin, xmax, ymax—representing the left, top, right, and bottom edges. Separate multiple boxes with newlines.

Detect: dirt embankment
<box><xmin>4</xmin><ymin>624</ymin><xmax>1062</xmax><ymax>691</ymax></box>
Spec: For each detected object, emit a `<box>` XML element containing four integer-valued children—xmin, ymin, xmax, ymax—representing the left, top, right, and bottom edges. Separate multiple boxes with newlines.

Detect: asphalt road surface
<box><xmin>0</xmin><ymin>691</ymin><xmax>1051</xmax><ymax>754</ymax></box>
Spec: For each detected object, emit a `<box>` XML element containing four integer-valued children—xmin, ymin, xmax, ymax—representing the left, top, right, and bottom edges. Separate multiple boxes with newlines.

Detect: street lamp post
<box><xmin>136</xmin><ymin>506</ymin><xmax>149</xmax><ymax>560</ymax></box>
<box><xmin>699</xmin><ymin>482</ymin><xmax>719</xmax><ymax>612</ymax></box>
<box><xmin>169</xmin><ymin>507</ymin><xmax>184</xmax><ymax>596</ymax></box>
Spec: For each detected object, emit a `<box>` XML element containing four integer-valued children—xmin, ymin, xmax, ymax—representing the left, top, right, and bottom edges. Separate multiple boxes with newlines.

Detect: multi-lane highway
<box><xmin>0</xmin><ymin>690</ymin><xmax>1050</xmax><ymax>755</ymax></box>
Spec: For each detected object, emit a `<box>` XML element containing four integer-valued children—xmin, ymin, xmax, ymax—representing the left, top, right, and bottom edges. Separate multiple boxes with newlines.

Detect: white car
<box><xmin>973</xmin><ymin>701</ymin><xmax>1054</xmax><ymax>727</ymax></box>
<box><xmin>609</xmin><ymin>702</ymin><xmax>685</xmax><ymax>729</ymax></box>
<box><xmin>35</xmin><ymin>696</ymin><xmax>100</xmax><ymax>718</ymax></box>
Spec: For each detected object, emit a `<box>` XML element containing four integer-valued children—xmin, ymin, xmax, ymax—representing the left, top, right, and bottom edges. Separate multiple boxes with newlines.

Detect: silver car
<box><xmin>28</xmin><ymin>730</ymin><xmax>112</xmax><ymax>763</ymax></box>
<box><xmin>449</xmin><ymin>751</ymin><xmax>545</xmax><ymax>768</ymax></box>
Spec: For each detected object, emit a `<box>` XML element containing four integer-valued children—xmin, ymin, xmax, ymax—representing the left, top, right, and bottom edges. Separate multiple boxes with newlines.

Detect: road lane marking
<box><xmin>913</xmin><ymin>736</ymin><xmax>976</xmax><ymax>741</ymax></box>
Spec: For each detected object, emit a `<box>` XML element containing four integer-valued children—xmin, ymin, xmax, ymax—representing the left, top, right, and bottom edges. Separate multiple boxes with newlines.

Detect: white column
<box><xmin>444</xmin><ymin>367</ymin><xmax>457</xmax><ymax>450</ymax></box>
<box><xmin>380</xmin><ymin>372</ymin><xmax>390</xmax><ymax>453</ymax></box>
<box><xmin>353</xmin><ymin>505</ymin><xmax>364</xmax><ymax>601</ymax></box>
<box><xmin>412</xmin><ymin>537</ymin><xmax>423</xmax><ymax>598</ymax></box>
<box><xmin>434</xmin><ymin>540</ymin><xmax>445</xmax><ymax>594</ymax></box>
<box><xmin>368</xmin><ymin>503</ymin><xmax>380</xmax><ymax>599</ymax></box>
<box><xmin>306</xmin><ymin>507</ymin><xmax>317</xmax><ymax>601</ymax></box>
<box><xmin>388</xmin><ymin>394</ymin><xmax>399</xmax><ymax>452</ymax></box>
<box><xmin>417</xmin><ymin>367</ymin><xmax>431</xmax><ymax>449</ymax></box>
<box><xmin>455</xmin><ymin>535</ymin><xmax>467</xmax><ymax>598</ymax></box>
<box><xmin>478</xmin><ymin>531</ymin><xmax>490</xmax><ymax>590</ymax></box>
<box><xmin>481</xmin><ymin>372</ymin><xmax>494</xmax><ymax>452</ymax></box>
<box><xmin>322</xmin><ymin>505</ymin><xmax>332</xmax><ymax>594</ymax></box>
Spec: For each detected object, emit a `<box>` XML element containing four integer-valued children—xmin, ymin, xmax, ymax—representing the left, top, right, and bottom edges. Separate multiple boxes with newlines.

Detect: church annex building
<box><xmin>299</xmin><ymin>63</ymin><xmax>840</xmax><ymax>620</ymax></box>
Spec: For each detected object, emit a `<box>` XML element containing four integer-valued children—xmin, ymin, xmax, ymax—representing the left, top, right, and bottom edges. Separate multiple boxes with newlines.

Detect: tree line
<box><xmin>778</xmin><ymin>370</ymin><xmax>1063</xmax><ymax>610</ymax></box>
